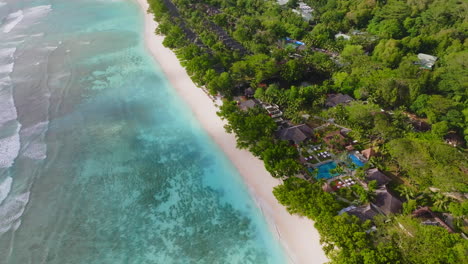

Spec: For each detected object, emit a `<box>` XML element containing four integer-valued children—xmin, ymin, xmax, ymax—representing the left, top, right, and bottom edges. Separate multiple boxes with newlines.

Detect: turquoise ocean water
<box><xmin>0</xmin><ymin>0</ymin><xmax>286</xmax><ymax>263</ymax></box>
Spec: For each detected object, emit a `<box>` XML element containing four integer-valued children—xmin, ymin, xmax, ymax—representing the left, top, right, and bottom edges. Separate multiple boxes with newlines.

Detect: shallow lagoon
<box><xmin>0</xmin><ymin>0</ymin><xmax>285</xmax><ymax>263</ymax></box>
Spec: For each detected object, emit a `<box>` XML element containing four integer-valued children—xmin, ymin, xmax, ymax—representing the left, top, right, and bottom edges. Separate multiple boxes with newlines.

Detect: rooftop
<box><xmin>276</xmin><ymin>124</ymin><xmax>314</xmax><ymax>145</ymax></box>
<box><xmin>417</xmin><ymin>53</ymin><xmax>438</xmax><ymax>70</ymax></box>
<box><xmin>238</xmin><ymin>99</ymin><xmax>258</xmax><ymax>111</ymax></box>
<box><xmin>373</xmin><ymin>186</ymin><xmax>403</xmax><ymax>215</ymax></box>
<box><xmin>346</xmin><ymin>204</ymin><xmax>380</xmax><ymax>222</ymax></box>
<box><xmin>365</xmin><ymin>168</ymin><xmax>391</xmax><ymax>187</ymax></box>
<box><xmin>361</xmin><ymin>148</ymin><xmax>375</xmax><ymax>160</ymax></box>
<box><xmin>335</xmin><ymin>32</ymin><xmax>351</xmax><ymax>40</ymax></box>
<box><xmin>325</xmin><ymin>93</ymin><xmax>354</xmax><ymax>108</ymax></box>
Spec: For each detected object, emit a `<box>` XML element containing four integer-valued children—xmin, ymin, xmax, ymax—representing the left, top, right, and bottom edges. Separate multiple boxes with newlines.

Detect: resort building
<box><xmin>292</xmin><ymin>2</ymin><xmax>313</xmax><ymax>21</ymax></box>
<box><xmin>238</xmin><ymin>99</ymin><xmax>259</xmax><ymax>111</ymax></box>
<box><xmin>334</xmin><ymin>32</ymin><xmax>351</xmax><ymax>40</ymax></box>
<box><xmin>276</xmin><ymin>124</ymin><xmax>314</xmax><ymax>145</ymax></box>
<box><xmin>373</xmin><ymin>186</ymin><xmax>403</xmax><ymax>215</ymax></box>
<box><xmin>361</xmin><ymin>148</ymin><xmax>376</xmax><ymax>160</ymax></box>
<box><xmin>416</xmin><ymin>53</ymin><xmax>438</xmax><ymax>70</ymax></box>
<box><xmin>325</xmin><ymin>93</ymin><xmax>354</xmax><ymax>108</ymax></box>
<box><xmin>364</xmin><ymin>168</ymin><xmax>391</xmax><ymax>187</ymax></box>
<box><xmin>345</xmin><ymin>204</ymin><xmax>380</xmax><ymax>222</ymax></box>
<box><xmin>412</xmin><ymin>207</ymin><xmax>455</xmax><ymax>233</ymax></box>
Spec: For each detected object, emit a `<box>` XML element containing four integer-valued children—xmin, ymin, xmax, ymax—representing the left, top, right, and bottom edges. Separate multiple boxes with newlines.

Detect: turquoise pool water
<box><xmin>313</xmin><ymin>155</ymin><xmax>365</xmax><ymax>180</ymax></box>
<box><xmin>314</xmin><ymin>161</ymin><xmax>339</xmax><ymax>180</ymax></box>
<box><xmin>0</xmin><ymin>0</ymin><xmax>286</xmax><ymax>263</ymax></box>
<box><xmin>349</xmin><ymin>154</ymin><xmax>365</xmax><ymax>167</ymax></box>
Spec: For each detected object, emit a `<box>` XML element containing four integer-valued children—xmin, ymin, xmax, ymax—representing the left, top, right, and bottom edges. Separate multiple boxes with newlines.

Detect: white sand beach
<box><xmin>134</xmin><ymin>0</ymin><xmax>328</xmax><ymax>263</ymax></box>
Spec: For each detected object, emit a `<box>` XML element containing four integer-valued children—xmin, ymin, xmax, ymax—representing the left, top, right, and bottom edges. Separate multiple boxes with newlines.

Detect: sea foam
<box><xmin>0</xmin><ymin>76</ymin><xmax>21</xmax><ymax>168</ymax></box>
<box><xmin>21</xmin><ymin>121</ymin><xmax>49</xmax><ymax>160</ymax></box>
<box><xmin>0</xmin><ymin>192</ymin><xmax>30</xmax><ymax>235</ymax></box>
<box><xmin>1</xmin><ymin>10</ymin><xmax>23</xmax><ymax>33</ymax></box>
<box><xmin>0</xmin><ymin>177</ymin><xmax>12</xmax><ymax>205</ymax></box>
<box><xmin>1</xmin><ymin>5</ymin><xmax>51</xmax><ymax>34</ymax></box>
<box><xmin>0</xmin><ymin>125</ymin><xmax>21</xmax><ymax>168</ymax></box>
<box><xmin>22</xmin><ymin>5</ymin><xmax>52</xmax><ymax>19</ymax></box>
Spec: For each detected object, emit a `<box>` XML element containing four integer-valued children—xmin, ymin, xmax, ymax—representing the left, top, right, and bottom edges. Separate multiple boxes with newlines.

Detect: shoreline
<box><xmin>133</xmin><ymin>0</ymin><xmax>328</xmax><ymax>263</ymax></box>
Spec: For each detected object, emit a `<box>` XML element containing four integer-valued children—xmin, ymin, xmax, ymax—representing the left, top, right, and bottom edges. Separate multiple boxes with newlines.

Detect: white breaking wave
<box><xmin>22</xmin><ymin>142</ymin><xmax>47</xmax><ymax>160</ymax></box>
<box><xmin>0</xmin><ymin>47</ymin><xmax>16</xmax><ymax>59</ymax></box>
<box><xmin>23</xmin><ymin>5</ymin><xmax>52</xmax><ymax>18</ymax></box>
<box><xmin>0</xmin><ymin>177</ymin><xmax>12</xmax><ymax>205</ymax></box>
<box><xmin>0</xmin><ymin>192</ymin><xmax>30</xmax><ymax>235</ymax></box>
<box><xmin>0</xmin><ymin>77</ymin><xmax>21</xmax><ymax>168</ymax></box>
<box><xmin>0</xmin><ymin>78</ymin><xmax>17</xmax><ymax>127</ymax></box>
<box><xmin>0</xmin><ymin>63</ymin><xmax>13</xmax><ymax>74</ymax></box>
<box><xmin>0</xmin><ymin>45</ymin><xmax>21</xmax><ymax>169</ymax></box>
<box><xmin>1</xmin><ymin>5</ymin><xmax>52</xmax><ymax>34</ymax></box>
<box><xmin>0</xmin><ymin>124</ymin><xmax>21</xmax><ymax>168</ymax></box>
<box><xmin>0</xmin><ymin>47</ymin><xmax>16</xmax><ymax>76</ymax></box>
<box><xmin>2</xmin><ymin>10</ymin><xmax>24</xmax><ymax>33</ymax></box>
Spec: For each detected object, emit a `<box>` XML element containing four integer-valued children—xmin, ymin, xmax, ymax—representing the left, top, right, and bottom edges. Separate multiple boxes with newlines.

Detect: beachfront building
<box><xmin>325</xmin><ymin>93</ymin><xmax>354</xmax><ymax>108</ymax></box>
<box><xmin>276</xmin><ymin>124</ymin><xmax>314</xmax><ymax>145</ymax></box>
<box><xmin>238</xmin><ymin>99</ymin><xmax>259</xmax><ymax>111</ymax></box>
<box><xmin>344</xmin><ymin>204</ymin><xmax>380</xmax><ymax>222</ymax></box>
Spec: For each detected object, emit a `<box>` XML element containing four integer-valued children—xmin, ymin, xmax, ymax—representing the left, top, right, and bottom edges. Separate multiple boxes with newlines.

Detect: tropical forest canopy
<box><xmin>147</xmin><ymin>0</ymin><xmax>467</xmax><ymax>263</ymax></box>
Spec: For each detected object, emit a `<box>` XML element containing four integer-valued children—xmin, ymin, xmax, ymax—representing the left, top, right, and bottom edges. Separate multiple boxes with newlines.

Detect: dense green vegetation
<box><xmin>217</xmin><ymin>101</ymin><xmax>302</xmax><ymax>178</ymax></box>
<box><xmin>147</xmin><ymin>0</ymin><xmax>467</xmax><ymax>263</ymax></box>
<box><xmin>275</xmin><ymin>177</ymin><xmax>468</xmax><ymax>263</ymax></box>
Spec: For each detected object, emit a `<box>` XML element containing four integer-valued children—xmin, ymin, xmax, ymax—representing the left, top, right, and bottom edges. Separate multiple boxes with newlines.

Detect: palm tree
<box><xmin>433</xmin><ymin>193</ymin><xmax>451</xmax><ymax>211</ymax></box>
<box><xmin>397</xmin><ymin>186</ymin><xmax>415</xmax><ymax>201</ymax></box>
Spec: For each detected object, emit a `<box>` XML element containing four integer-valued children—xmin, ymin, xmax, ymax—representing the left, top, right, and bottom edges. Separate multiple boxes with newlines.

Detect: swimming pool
<box><xmin>349</xmin><ymin>154</ymin><xmax>365</xmax><ymax>167</ymax></box>
<box><xmin>313</xmin><ymin>161</ymin><xmax>339</xmax><ymax>180</ymax></box>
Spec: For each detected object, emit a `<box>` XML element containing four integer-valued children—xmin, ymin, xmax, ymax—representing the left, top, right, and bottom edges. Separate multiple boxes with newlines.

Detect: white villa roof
<box><xmin>417</xmin><ymin>53</ymin><xmax>438</xmax><ymax>69</ymax></box>
<box><xmin>335</xmin><ymin>32</ymin><xmax>351</xmax><ymax>40</ymax></box>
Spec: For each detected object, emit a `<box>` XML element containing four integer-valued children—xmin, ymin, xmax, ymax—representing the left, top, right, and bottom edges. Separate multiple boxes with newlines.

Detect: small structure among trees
<box><xmin>244</xmin><ymin>87</ymin><xmax>254</xmax><ymax>98</ymax></box>
<box><xmin>346</xmin><ymin>204</ymin><xmax>380</xmax><ymax>222</ymax></box>
<box><xmin>238</xmin><ymin>99</ymin><xmax>259</xmax><ymax>111</ymax></box>
<box><xmin>334</xmin><ymin>32</ymin><xmax>351</xmax><ymax>40</ymax></box>
<box><xmin>416</xmin><ymin>53</ymin><xmax>438</xmax><ymax>70</ymax></box>
<box><xmin>412</xmin><ymin>207</ymin><xmax>455</xmax><ymax>233</ymax></box>
<box><xmin>361</xmin><ymin>148</ymin><xmax>376</xmax><ymax>160</ymax></box>
<box><xmin>325</xmin><ymin>93</ymin><xmax>354</xmax><ymax>108</ymax></box>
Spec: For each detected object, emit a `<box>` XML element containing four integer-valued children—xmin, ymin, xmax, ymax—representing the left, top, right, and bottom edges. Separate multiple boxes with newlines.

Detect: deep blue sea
<box><xmin>0</xmin><ymin>0</ymin><xmax>286</xmax><ymax>263</ymax></box>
